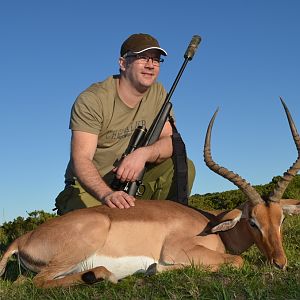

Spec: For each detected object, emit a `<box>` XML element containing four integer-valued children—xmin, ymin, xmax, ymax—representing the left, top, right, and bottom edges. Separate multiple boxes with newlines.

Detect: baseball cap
<box><xmin>120</xmin><ymin>33</ymin><xmax>167</xmax><ymax>57</ymax></box>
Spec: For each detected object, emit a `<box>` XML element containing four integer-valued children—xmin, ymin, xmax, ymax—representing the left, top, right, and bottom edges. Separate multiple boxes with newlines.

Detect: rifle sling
<box><xmin>169</xmin><ymin>117</ymin><xmax>189</xmax><ymax>205</ymax></box>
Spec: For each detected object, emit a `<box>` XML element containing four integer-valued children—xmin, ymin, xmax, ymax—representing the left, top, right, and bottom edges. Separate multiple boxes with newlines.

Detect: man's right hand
<box><xmin>102</xmin><ymin>190</ymin><xmax>136</xmax><ymax>209</ymax></box>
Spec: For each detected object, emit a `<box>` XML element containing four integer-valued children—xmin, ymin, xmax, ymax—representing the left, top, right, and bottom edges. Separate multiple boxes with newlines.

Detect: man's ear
<box><xmin>119</xmin><ymin>57</ymin><xmax>126</xmax><ymax>71</ymax></box>
<box><xmin>280</xmin><ymin>199</ymin><xmax>300</xmax><ymax>215</ymax></box>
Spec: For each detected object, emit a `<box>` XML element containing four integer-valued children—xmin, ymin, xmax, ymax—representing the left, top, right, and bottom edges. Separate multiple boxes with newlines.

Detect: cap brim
<box><xmin>132</xmin><ymin>46</ymin><xmax>167</xmax><ymax>56</ymax></box>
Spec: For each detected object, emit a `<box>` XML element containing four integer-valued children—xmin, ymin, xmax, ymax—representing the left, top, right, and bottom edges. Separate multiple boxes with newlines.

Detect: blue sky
<box><xmin>1</xmin><ymin>1</ymin><xmax>300</xmax><ymax>223</ymax></box>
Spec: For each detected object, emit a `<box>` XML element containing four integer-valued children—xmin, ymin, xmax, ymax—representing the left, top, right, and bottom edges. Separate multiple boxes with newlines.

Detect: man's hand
<box><xmin>102</xmin><ymin>190</ymin><xmax>136</xmax><ymax>209</ymax></box>
<box><xmin>113</xmin><ymin>147</ymin><xmax>149</xmax><ymax>182</ymax></box>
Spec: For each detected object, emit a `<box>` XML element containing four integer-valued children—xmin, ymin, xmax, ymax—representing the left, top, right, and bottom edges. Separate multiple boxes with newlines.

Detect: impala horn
<box><xmin>269</xmin><ymin>97</ymin><xmax>300</xmax><ymax>202</ymax></box>
<box><xmin>204</xmin><ymin>108</ymin><xmax>263</xmax><ymax>205</ymax></box>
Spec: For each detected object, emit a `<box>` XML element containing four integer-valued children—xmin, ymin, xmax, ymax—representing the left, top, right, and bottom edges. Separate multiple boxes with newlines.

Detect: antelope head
<box><xmin>204</xmin><ymin>98</ymin><xmax>300</xmax><ymax>269</ymax></box>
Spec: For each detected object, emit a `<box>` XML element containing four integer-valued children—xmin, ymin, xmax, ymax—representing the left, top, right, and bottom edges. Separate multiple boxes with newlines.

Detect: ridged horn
<box><xmin>269</xmin><ymin>97</ymin><xmax>300</xmax><ymax>202</ymax></box>
<box><xmin>204</xmin><ymin>108</ymin><xmax>263</xmax><ymax>205</ymax></box>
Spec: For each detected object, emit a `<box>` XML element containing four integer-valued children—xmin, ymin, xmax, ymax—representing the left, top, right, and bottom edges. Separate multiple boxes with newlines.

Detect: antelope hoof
<box><xmin>145</xmin><ymin>263</ymin><xmax>158</xmax><ymax>276</ymax></box>
<box><xmin>108</xmin><ymin>274</ymin><xmax>118</xmax><ymax>284</ymax></box>
<box><xmin>12</xmin><ymin>275</ymin><xmax>28</xmax><ymax>286</ymax></box>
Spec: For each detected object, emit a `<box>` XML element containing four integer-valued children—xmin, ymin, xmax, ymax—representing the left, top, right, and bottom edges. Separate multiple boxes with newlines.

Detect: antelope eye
<box><xmin>249</xmin><ymin>219</ymin><xmax>257</xmax><ymax>228</ymax></box>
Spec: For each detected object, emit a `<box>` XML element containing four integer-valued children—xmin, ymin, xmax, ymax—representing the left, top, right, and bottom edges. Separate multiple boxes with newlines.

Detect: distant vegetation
<box><xmin>189</xmin><ymin>174</ymin><xmax>300</xmax><ymax>210</ymax></box>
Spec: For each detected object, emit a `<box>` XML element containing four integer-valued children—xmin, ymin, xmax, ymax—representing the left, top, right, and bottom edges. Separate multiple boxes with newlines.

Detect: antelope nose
<box><xmin>273</xmin><ymin>258</ymin><xmax>287</xmax><ymax>270</ymax></box>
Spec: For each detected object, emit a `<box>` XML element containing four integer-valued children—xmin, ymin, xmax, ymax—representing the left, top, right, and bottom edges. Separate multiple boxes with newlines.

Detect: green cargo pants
<box><xmin>54</xmin><ymin>158</ymin><xmax>195</xmax><ymax>215</ymax></box>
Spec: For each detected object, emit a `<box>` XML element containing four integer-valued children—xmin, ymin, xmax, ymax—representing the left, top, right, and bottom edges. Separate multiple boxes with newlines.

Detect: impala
<box><xmin>0</xmin><ymin>98</ymin><xmax>299</xmax><ymax>288</ymax></box>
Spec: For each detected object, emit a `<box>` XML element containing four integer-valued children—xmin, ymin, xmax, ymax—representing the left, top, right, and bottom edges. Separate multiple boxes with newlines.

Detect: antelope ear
<box><xmin>280</xmin><ymin>199</ymin><xmax>300</xmax><ymax>215</ymax></box>
<box><xmin>211</xmin><ymin>209</ymin><xmax>243</xmax><ymax>233</ymax></box>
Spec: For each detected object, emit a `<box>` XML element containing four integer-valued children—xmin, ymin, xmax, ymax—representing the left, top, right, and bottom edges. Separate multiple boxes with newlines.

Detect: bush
<box><xmin>189</xmin><ymin>174</ymin><xmax>300</xmax><ymax>210</ymax></box>
<box><xmin>0</xmin><ymin>210</ymin><xmax>56</xmax><ymax>251</ymax></box>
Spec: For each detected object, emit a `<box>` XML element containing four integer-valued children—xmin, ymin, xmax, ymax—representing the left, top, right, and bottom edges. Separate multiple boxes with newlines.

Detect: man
<box><xmin>55</xmin><ymin>33</ymin><xmax>195</xmax><ymax>215</ymax></box>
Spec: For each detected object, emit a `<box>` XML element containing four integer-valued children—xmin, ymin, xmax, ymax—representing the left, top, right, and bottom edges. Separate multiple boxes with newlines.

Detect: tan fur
<box><xmin>1</xmin><ymin>197</ymin><xmax>299</xmax><ymax>287</ymax></box>
<box><xmin>0</xmin><ymin>200</ymin><xmax>242</xmax><ymax>287</ymax></box>
<box><xmin>280</xmin><ymin>199</ymin><xmax>300</xmax><ymax>215</ymax></box>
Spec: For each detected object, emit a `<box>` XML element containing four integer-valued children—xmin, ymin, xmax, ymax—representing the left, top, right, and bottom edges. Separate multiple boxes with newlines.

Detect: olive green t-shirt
<box><xmin>65</xmin><ymin>75</ymin><xmax>169</xmax><ymax>181</ymax></box>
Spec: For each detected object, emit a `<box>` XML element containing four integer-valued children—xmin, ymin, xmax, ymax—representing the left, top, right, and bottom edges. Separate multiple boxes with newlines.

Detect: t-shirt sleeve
<box><xmin>69</xmin><ymin>91</ymin><xmax>103</xmax><ymax>135</ymax></box>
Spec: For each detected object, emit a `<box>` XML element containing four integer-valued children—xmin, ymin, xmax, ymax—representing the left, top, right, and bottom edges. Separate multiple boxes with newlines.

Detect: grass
<box><xmin>0</xmin><ymin>215</ymin><xmax>299</xmax><ymax>300</ymax></box>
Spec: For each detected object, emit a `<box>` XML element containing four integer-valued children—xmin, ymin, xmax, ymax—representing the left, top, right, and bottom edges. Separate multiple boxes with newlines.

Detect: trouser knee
<box><xmin>54</xmin><ymin>181</ymin><xmax>100</xmax><ymax>215</ymax></box>
<box><xmin>139</xmin><ymin>157</ymin><xmax>195</xmax><ymax>200</ymax></box>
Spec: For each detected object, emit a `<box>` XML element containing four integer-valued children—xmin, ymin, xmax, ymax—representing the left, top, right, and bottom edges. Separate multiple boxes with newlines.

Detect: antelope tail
<box><xmin>0</xmin><ymin>240</ymin><xmax>19</xmax><ymax>276</ymax></box>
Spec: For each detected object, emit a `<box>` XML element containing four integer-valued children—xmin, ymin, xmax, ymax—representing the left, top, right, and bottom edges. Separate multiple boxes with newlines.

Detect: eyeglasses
<box><xmin>125</xmin><ymin>54</ymin><xmax>164</xmax><ymax>66</ymax></box>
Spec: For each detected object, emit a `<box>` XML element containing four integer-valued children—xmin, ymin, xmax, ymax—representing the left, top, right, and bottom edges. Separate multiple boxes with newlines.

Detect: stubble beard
<box><xmin>136</xmin><ymin>73</ymin><xmax>157</xmax><ymax>93</ymax></box>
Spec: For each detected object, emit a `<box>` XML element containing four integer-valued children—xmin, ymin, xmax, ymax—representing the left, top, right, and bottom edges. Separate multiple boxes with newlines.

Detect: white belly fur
<box><xmin>76</xmin><ymin>254</ymin><xmax>157</xmax><ymax>280</ymax></box>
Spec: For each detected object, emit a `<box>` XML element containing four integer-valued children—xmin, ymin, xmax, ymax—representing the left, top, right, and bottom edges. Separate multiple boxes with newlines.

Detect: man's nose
<box><xmin>145</xmin><ymin>58</ymin><xmax>155</xmax><ymax>67</ymax></box>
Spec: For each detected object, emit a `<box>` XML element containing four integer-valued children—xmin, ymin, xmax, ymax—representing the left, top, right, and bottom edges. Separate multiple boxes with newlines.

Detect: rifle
<box><xmin>111</xmin><ymin>35</ymin><xmax>202</xmax><ymax>197</ymax></box>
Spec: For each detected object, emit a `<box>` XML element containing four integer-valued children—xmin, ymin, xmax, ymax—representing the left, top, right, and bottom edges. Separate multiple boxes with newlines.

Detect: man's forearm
<box><xmin>143</xmin><ymin>135</ymin><xmax>173</xmax><ymax>164</ymax></box>
<box><xmin>72</xmin><ymin>157</ymin><xmax>113</xmax><ymax>202</ymax></box>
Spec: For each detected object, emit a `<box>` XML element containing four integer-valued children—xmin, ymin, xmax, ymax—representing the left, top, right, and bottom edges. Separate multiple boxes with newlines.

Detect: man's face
<box><xmin>120</xmin><ymin>49</ymin><xmax>163</xmax><ymax>92</ymax></box>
